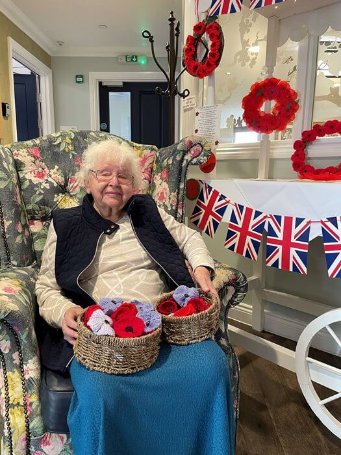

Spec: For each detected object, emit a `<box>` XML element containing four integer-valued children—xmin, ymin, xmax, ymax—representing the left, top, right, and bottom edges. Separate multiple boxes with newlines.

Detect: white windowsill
<box><xmin>216</xmin><ymin>136</ymin><xmax>341</xmax><ymax>160</ymax></box>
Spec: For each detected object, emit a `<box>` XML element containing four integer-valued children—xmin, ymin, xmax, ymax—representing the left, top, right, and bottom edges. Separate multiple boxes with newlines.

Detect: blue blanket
<box><xmin>68</xmin><ymin>340</ymin><xmax>235</xmax><ymax>455</ymax></box>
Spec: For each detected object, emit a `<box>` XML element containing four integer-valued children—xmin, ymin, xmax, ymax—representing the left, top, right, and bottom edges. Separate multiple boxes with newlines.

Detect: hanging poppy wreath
<box><xmin>291</xmin><ymin>120</ymin><xmax>341</xmax><ymax>180</ymax></box>
<box><xmin>242</xmin><ymin>78</ymin><xmax>299</xmax><ymax>134</ymax></box>
<box><xmin>183</xmin><ymin>17</ymin><xmax>224</xmax><ymax>79</ymax></box>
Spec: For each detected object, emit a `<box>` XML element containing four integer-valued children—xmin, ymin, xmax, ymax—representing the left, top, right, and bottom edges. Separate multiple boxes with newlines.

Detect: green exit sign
<box><xmin>118</xmin><ymin>55</ymin><xmax>147</xmax><ymax>65</ymax></box>
<box><xmin>125</xmin><ymin>54</ymin><xmax>138</xmax><ymax>63</ymax></box>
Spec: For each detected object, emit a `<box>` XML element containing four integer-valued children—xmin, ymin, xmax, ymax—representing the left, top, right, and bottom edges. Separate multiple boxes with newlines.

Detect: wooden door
<box><xmin>14</xmin><ymin>74</ymin><xmax>40</xmax><ymax>141</ymax></box>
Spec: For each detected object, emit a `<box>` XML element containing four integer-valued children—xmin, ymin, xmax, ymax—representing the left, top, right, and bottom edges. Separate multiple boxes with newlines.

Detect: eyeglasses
<box><xmin>89</xmin><ymin>169</ymin><xmax>134</xmax><ymax>184</ymax></box>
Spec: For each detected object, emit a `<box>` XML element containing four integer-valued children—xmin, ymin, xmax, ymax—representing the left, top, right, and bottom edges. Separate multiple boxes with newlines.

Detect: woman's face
<box><xmin>85</xmin><ymin>161</ymin><xmax>135</xmax><ymax>218</ymax></box>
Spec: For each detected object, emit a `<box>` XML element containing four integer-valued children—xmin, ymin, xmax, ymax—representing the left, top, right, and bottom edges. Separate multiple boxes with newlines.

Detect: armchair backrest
<box><xmin>0</xmin><ymin>131</ymin><xmax>211</xmax><ymax>268</ymax></box>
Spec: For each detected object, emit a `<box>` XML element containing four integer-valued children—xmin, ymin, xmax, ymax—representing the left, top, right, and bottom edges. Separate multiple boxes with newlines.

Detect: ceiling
<box><xmin>1</xmin><ymin>0</ymin><xmax>341</xmax><ymax>57</ymax></box>
<box><xmin>1</xmin><ymin>0</ymin><xmax>182</xmax><ymax>56</ymax></box>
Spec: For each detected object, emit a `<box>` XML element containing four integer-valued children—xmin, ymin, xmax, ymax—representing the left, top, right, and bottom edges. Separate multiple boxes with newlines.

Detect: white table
<box><xmin>204</xmin><ymin>179</ymin><xmax>341</xmax><ymax>438</ymax></box>
<box><xmin>207</xmin><ymin>178</ymin><xmax>341</xmax><ymax>239</ymax></box>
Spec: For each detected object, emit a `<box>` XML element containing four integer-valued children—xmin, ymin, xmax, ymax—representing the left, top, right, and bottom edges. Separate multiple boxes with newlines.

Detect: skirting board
<box><xmin>229</xmin><ymin>303</ymin><xmax>340</xmax><ymax>356</ymax></box>
<box><xmin>228</xmin><ymin>325</ymin><xmax>341</xmax><ymax>393</ymax></box>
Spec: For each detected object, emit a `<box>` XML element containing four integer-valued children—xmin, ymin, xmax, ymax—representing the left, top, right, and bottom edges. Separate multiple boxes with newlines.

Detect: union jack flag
<box><xmin>321</xmin><ymin>216</ymin><xmax>341</xmax><ymax>279</ymax></box>
<box><xmin>224</xmin><ymin>203</ymin><xmax>267</xmax><ymax>260</ymax></box>
<box><xmin>209</xmin><ymin>0</ymin><xmax>243</xmax><ymax>16</ymax></box>
<box><xmin>265</xmin><ymin>215</ymin><xmax>311</xmax><ymax>274</ymax></box>
<box><xmin>249</xmin><ymin>0</ymin><xmax>286</xmax><ymax>10</ymax></box>
<box><xmin>190</xmin><ymin>182</ymin><xmax>229</xmax><ymax>238</ymax></box>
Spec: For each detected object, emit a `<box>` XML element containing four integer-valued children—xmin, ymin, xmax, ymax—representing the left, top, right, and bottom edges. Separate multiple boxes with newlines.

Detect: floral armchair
<box><xmin>0</xmin><ymin>130</ymin><xmax>247</xmax><ymax>455</ymax></box>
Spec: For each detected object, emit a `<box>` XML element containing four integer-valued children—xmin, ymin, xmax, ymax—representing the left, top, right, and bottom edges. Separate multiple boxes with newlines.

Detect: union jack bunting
<box><xmin>224</xmin><ymin>203</ymin><xmax>267</xmax><ymax>260</ymax></box>
<box><xmin>209</xmin><ymin>0</ymin><xmax>243</xmax><ymax>16</ymax></box>
<box><xmin>190</xmin><ymin>182</ymin><xmax>229</xmax><ymax>238</ymax></box>
<box><xmin>265</xmin><ymin>215</ymin><xmax>311</xmax><ymax>274</ymax></box>
<box><xmin>321</xmin><ymin>216</ymin><xmax>341</xmax><ymax>279</ymax></box>
<box><xmin>249</xmin><ymin>0</ymin><xmax>286</xmax><ymax>10</ymax></box>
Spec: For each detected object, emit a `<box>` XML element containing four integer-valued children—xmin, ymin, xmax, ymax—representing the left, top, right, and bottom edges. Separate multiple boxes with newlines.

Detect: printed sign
<box><xmin>194</xmin><ymin>105</ymin><xmax>222</xmax><ymax>147</ymax></box>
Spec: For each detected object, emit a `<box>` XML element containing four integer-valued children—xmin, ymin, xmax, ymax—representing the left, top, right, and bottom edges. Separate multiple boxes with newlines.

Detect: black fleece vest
<box><xmin>38</xmin><ymin>194</ymin><xmax>194</xmax><ymax>372</ymax></box>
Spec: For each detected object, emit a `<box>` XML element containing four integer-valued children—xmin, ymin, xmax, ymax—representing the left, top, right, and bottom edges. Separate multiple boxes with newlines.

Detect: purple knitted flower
<box><xmin>131</xmin><ymin>300</ymin><xmax>154</xmax><ymax>313</ymax></box>
<box><xmin>173</xmin><ymin>285</ymin><xmax>199</xmax><ymax>307</ymax></box>
<box><xmin>144</xmin><ymin>311</ymin><xmax>162</xmax><ymax>333</ymax></box>
<box><xmin>135</xmin><ymin>304</ymin><xmax>161</xmax><ymax>333</ymax></box>
<box><xmin>99</xmin><ymin>297</ymin><xmax>124</xmax><ymax>316</ymax></box>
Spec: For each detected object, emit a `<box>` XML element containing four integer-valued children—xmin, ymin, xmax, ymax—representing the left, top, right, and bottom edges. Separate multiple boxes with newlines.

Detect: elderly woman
<box><xmin>36</xmin><ymin>140</ymin><xmax>235</xmax><ymax>455</ymax></box>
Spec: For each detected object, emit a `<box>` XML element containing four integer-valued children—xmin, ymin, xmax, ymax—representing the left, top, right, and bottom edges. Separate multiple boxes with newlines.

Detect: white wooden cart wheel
<box><xmin>295</xmin><ymin>308</ymin><xmax>341</xmax><ymax>439</ymax></box>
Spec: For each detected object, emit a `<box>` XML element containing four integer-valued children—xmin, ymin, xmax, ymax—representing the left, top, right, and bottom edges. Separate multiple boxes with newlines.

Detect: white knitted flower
<box><xmin>87</xmin><ymin>309</ymin><xmax>115</xmax><ymax>336</ymax></box>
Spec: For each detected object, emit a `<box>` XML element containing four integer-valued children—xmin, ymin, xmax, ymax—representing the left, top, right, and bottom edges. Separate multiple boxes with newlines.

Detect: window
<box><xmin>215</xmin><ymin>7</ymin><xmax>267</xmax><ymax>144</ymax></box>
<box><xmin>271</xmin><ymin>39</ymin><xmax>298</xmax><ymax>141</ymax></box>
<box><xmin>313</xmin><ymin>28</ymin><xmax>341</xmax><ymax>125</ymax></box>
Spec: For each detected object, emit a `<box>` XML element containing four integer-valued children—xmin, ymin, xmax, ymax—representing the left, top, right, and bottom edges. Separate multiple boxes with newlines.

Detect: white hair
<box><xmin>77</xmin><ymin>139</ymin><xmax>142</xmax><ymax>189</ymax></box>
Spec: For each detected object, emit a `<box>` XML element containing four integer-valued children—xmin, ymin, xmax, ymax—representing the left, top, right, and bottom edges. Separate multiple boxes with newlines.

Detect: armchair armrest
<box><xmin>212</xmin><ymin>261</ymin><xmax>248</xmax><ymax>423</ymax></box>
<box><xmin>0</xmin><ymin>266</ymin><xmax>44</xmax><ymax>453</ymax></box>
<box><xmin>213</xmin><ymin>260</ymin><xmax>248</xmax><ymax>343</ymax></box>
<box><xmin>150</xmin><ymin>136</ymin><xmax>211</xmax><ymax>222</ymax></box>
<box><xmin>213</xmin><ymin>260</ymin><xmax>248</xmax><ymax>309</ymax></box>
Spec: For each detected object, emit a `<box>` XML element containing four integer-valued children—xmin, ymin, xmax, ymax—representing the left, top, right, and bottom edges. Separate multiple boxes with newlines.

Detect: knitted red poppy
<box><xmin>173</xmin><ymin>303</ymin><xmax>196</xmax><ymax>317</ymax></box>
<box><xmin>187</xmin><ymin>297</ymin><xmax>210</xmax><ymax>313</ymax></box>
<box><xmin>110</xmin><ymin>303</ymin><xmax>138</xmax><ymax>322</ymax></box>
<box><xmin>199</xmin><ymin>152</ymin><xmax>216</xmax><ymax>173</ymax></box>
<box><xmin>186</xmin><ymin>178</ymin><xmax>201</xmax><ymax>200</ymax></box>
<box><xmin>157</xmin><ymin>299</ymin><xmax>179</xmax><ymax>315</ymax></box>
<box><xmin>83</xmin><ymin>305</ymin><xmax>103</xmax><ymax>328</ymax></box>
<box><xmin>113</xmin><ymin>316</ymin><xmax>145</xmax><ymax>338</ymax></box>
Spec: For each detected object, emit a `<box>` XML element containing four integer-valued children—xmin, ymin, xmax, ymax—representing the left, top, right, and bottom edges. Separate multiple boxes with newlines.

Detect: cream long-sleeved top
<box><xmin>35</xmin><ymin>208</ymin><xmax>214</xmax><ymax>328</ymax></box>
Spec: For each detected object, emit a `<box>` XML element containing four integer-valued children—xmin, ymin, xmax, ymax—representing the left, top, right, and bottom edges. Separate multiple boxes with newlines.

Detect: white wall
<box><xmin>51</xmin><ymin>56</ymin><xmax>170</xmax><ymax>131</ymax></box>
<box><xmin>182</xmin><ymin>1</ymin><xmax>341</xmax><ymax>354</ymax></box>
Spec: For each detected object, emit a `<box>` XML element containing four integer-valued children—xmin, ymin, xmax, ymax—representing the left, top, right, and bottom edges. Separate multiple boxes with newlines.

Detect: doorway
<box><xmin>12</xmin><ymin>58</ymin><xmax>42</xmax><ymax>141</ymax></box>
<box><xmin>99</xmin><ymin>81</ymin><xmax>170</xmax><ymax>148</ymax></box>
<box><xmin>8</xmin><ymin>38</ymin><xmax>54</xmax><ymax>142</ymax></box>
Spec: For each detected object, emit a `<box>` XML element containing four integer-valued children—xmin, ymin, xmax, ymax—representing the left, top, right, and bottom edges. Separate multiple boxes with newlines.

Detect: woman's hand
<box><xmin>193</xmin><ymin>266</ymin><xmax>219</xmax><ymax>303</ymax></box>
<box><xmin>62</xmin><ymin>306</ymin><xmax>84</xmax><ymax>345</ymax></box>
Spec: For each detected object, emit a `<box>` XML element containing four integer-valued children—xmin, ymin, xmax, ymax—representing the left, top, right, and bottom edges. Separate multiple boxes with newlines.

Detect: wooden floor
<box><xmin>235</xmin><ymin>344</ymin><xmax>341</xmax><ymax>455</ymax></box>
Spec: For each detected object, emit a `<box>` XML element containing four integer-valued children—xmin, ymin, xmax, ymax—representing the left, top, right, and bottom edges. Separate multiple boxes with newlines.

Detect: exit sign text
<box><xmin>125</xmin><ymin>55</ymin><xmax>138</xmax><ymax>62</ymax></box>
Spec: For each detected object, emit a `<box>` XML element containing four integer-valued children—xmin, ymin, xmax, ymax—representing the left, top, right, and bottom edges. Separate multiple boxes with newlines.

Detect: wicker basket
<box><xmin>74</xmin><ymin>317</ymin><xmax>162</xmax><ymax>374</ymax></box>
<box><xmin>155</xmin><ymin>291</ymin><xmax>219</xmax><ymax>345</ymax></box>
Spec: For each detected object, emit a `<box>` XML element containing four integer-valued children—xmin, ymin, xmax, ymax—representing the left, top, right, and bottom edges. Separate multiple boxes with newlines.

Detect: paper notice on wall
<box><xmin>194</xmin><ymin>105</ymin><xmax>221</xmax><ymax>148</ymax></box>
<box><xmin>182</xmin><ymin>96</ymin><xmax>196</xmax><ymax>112</ymax></box>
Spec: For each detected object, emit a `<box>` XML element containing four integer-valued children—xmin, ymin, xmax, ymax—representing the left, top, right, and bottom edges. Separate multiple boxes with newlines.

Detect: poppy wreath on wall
<box><xmin>242</xmin><ymin>78</ymin><xmax>299</xmax><ymax>134</ymax></box>
<box><xmin>291</xmin><ymin>120</ymin><xmax>341</xmax><ymax>180</ymax></box>
<box><xmin>183</xmin><ymin>17</ymin><xmax>224</xmax><ymax>79</ymax></box>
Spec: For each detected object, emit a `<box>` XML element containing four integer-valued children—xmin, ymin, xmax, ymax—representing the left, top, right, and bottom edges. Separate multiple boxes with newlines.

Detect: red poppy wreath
<box><xmin>183</xmin><ymin>18</ymin><xmax>224</xmax><ymax>79</ymax></box>
<box><xmin>242</xmin><ymin>78</ymin><xmax>299</xmax><ymax>134</ymax></box>
<box><xmin>291</xmin><ymin>120</ymin><xmax>341</xmax><ymax>180</ymax></box>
